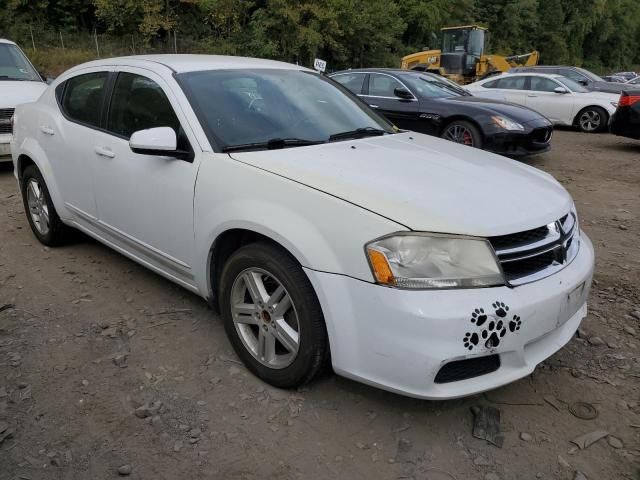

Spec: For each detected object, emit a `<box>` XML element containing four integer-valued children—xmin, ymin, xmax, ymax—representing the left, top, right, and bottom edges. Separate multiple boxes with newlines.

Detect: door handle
<box><xmin>39</xmin><ymin>126</ymin><xmax>55</xmax><ymax>136</ymax></box>
<box><xmin>369</xmin><ymin>104</ymin><xmax>379</xmax><ymax>109</ymax></box>
<box><xmin>94</xmin><ymin>146</ymin><xmax>115</xmax><ymax>158</ymax></box>
<box><xmin>527</xmin><ymin>94</ymin><xmax>538</xmax><ymax>97</ymax></box>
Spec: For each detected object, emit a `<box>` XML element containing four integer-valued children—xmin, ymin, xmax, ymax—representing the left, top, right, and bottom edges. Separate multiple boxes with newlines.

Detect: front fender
<box><xmin>192</xmin><ymin>154</ymin><xmax>406</xmax><ymax>296</ymax></box>
<box><xmin>13</xmin><ymin>135</ymin><xmax>71</xmax><ymax>221</ymax></box>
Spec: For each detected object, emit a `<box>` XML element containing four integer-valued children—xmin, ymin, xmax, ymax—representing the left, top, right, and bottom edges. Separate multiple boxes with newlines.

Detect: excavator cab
<box><xmin>440</xmin><ymin>25</ymin><xmax>486</xmax><ymax>77</ymax></box>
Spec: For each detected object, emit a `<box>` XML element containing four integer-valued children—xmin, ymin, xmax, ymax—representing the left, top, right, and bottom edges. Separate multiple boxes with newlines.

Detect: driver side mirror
<box><xmin>394</xmin><ymin>87</ymin><xmax>414</xmax><ymax>100</ymax></box>
<box><xmin>554</xmin><ymin>86</ymin><xmax>569</xmax><ymax>94</ymax></box>
<box><xmin>129</xmin><ymin>127</ymin><xmax>193</xmax><ymax>162</ymax></box>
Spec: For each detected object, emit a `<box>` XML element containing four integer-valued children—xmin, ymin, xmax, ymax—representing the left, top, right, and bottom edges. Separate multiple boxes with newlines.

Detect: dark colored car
<box><xmin>610</xmin><ymin>89</ymin><xmax>640</xmax><ymax>140</ymax></box>
<box><xmin>510</xmin><ymin>66</ymin><xmax>627</xmax><ymax>94</ymax></box>
<box><xmin>329</xmin><ymin>69</ymin><xmax>553</xmax><ymax>156</ymax></box>
<box><xmin>612</xmin><ymin>71</ymin><xmax>638</xmax><ymax>81</ymax></box>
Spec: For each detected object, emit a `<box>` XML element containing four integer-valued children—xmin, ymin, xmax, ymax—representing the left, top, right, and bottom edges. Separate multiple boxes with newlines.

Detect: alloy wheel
<box><xmin>579</xmin><ymin>110</ymin><xmax>601</xmax><ymax>132</ymax></box>
<box><xmin>26</xmin><ymin>178</ymin><xmax>50</xmax><ymax>236</ymax></box>
<box><xmin>444</xmin><ymin>124</ymin><xmax>474</xmax><ymax>146</ymax></box>
<box><xmin>230</xmin><ymin>267</ymin><xmax>300</xmax><ymax>369</ymax></box>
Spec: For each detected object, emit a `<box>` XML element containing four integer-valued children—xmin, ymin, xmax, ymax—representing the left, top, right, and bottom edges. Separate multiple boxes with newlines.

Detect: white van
<box><xmin>0</xmin><ymin>39</ymin><xmax>48</xmax><ymax>161</ymax></box>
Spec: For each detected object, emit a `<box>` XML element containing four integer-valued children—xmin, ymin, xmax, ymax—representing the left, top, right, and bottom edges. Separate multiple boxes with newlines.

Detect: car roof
<box><xmin>331</xmin><ymin>68</ymin><xmax>407</xmax><ymax>75</ymax></box>
<box><xmin>487</xmin><ymin>72</ymin><xmax>565</xmax><ymax>81</ymax></box>
<box><xmin>0</xmin><ymin>39</ymin><xmax>17</xmax><ymax>45</ymax></box>
<box><xmin>65</xmin><ymin>54</ymin><xmax>312</xmax><ymax>75</ymax></box>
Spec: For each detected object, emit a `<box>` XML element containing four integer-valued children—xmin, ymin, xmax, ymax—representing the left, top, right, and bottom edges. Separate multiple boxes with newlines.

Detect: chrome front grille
<box><xmin>489</xmin><ymin>212</ymin><xmax>580</xmax><ymax>286</ymax></box>
<box><xmin>0</xmin><ymin>108</ymin><xmax>14</xmax><ymax>135</ymax></box>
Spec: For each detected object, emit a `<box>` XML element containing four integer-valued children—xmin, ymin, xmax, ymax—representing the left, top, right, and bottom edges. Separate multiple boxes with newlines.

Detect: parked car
<box><xmin>602</xmin><ymin>75</ymin><xmax>627</xmax><ymax>83</ymax></box>
<box><xmin>11</xmin><ymin>55</ymin><xmax>594</xmax><ymax>400</ymax></box>
<box><xmin>509</xmin><ymin>65</ymin><xmax>627</xmax><ymax>94</ymax></box>
<box><xmin>625</xmin><ymin>76</ymin><xmax>640</xmax><ymax>86</ymax></box>
<box><xmin>330</xmin><ymin>69</ymin><xmax>553</xmax><ymax>156</ymax></box>
<box><xmin>467</xmin><ymin>73</ymin><xmax>619</xmax><ymax>133</ymax></box>
<box><xmin>0</xmin><ymin>39</ymin><xmax>47</xmax><ymax>161</ymax></box>
<box><xmin>610</xmin><ymin>89</ymin><xmax>640</xmax><ymax>140</ymax></box>
<box><xmin>612</xmin><ymin>71</ymin><xmax>638</xmax><ymax>81</ymax></box>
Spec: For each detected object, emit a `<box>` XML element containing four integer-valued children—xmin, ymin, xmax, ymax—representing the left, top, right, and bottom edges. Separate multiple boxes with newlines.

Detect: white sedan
<box><xmin>11</xmin><ymin>55</ymin><xmax>594</xmax><ymax>399</ymax></box>
<box><xmin>0</xmin><ymin>39</ymin><xmax>48</xmax><ymax>161</ymax></box>
<box><xmin>467</xmin><ymin>72</ymin><xmax>620</xmax><ymax>133</ymax></box>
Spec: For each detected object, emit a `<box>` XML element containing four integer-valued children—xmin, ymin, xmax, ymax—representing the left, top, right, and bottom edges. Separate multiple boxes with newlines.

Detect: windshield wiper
<box><xmin>328</xmin><ymin>127</ymin><xmax>388</xmax><ymax>142</ymax></box>
<box><xmin>222</xmin><ymin>137</ymin><xmax>325</xmax><ymax>153</ymax></box>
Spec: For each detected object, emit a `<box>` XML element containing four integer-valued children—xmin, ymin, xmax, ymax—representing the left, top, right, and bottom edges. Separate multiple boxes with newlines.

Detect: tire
<box><xmin>20</xmin><ymin>165</ymin><xmax>69</xmax><ymax>246</ymax></box>
<box><xmin>575</xmin><ymin>106</ymin><xmax>608</xmax><ymax>133</ymax></box>
<box><xmin>219</xmin><ymin>242</ymin><xmax>329</xmax><ymax>388</ymax></box>
<box><xmin>441</xmin><ymin>120</ymin><xmax>483</xmax><ymax>148</ymax></box>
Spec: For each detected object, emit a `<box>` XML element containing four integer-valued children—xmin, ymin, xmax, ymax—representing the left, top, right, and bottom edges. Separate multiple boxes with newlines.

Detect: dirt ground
<box><xmin>0</xmin><ymin>130</ymin><xmax>639</xmax><ymax>480</ymax></box>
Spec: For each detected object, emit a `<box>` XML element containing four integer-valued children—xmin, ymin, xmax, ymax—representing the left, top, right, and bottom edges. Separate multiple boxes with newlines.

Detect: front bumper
<box><xmin>305</xmin><ymin>233</ymin><xmax>594</xmax><ymax>400</ymax></box>
<box><xmin>0</xmin><ymin>134</ymin><xmax>11</xmax><ymax>161</ymax></box>
<box><xmin>484</xmin><ymin>125</ymin><xmax>553</xmax><ymax>157</ymax></box>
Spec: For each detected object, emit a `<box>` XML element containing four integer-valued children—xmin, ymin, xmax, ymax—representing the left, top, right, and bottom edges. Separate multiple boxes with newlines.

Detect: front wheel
<box><xmin>20</xmin><ymin>165</ymin><xmax>69</xmax><ymax>246</ymax></box>
<box><xmin>441</xmin><ymin>120</ymin><xmax>483</xmax><ymax>148</ymax></box>
<box><xmin>576</xmin><ymin>106</ymin><xmax>608</xmax><ymax>133</ymax></box>
<box><xmin>219</xmin><ymin>242</ymin><xmax>329</xmax><ymax>388</ymax></box>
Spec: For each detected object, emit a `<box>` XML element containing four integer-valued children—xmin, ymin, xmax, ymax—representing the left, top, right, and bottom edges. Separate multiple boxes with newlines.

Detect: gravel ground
<box><xmin>0</xmin><ymin>130</ymin><xmax>639</xmax><ymax>480</ymax></box>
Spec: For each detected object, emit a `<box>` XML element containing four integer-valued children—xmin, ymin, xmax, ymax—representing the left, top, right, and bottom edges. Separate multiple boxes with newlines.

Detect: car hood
<box><xmin>229</xmin><ymin>132</ymin><xmax>572</xmax><ymax>236</ymax></box>
<box><xmin>577</xmin><ymin>90</ymin><xmax>621</xmax><ymax>103</ymax></box>
<box><xmin>589</xmin><ymin>81</ymin><xmax>624</xmax><ymax>94</ymax></box>
<box><xmin>0</xmin><ymin>81</ymin><xmax>47</xmax><ymax>107</ymax></box>
<box><xmin>442</xmin><ymin>96</ymin><xmax>546</xmax><ymax>123</ymax></box>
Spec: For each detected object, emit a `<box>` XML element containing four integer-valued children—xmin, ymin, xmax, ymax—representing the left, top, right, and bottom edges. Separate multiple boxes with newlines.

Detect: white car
<box><xmin>467</xmin><ymin>72</ymin><xmax>619</xmax><ymax>133</ymax></box>
<box><xmin>0</xmin><ymin>39</ymin><xmax>47</xmax><ymax>161</ymax></box>
<box><xmin>11</xmin><ymin>55</ymin><xmax>594</xmax><ymax>399</ymax></box>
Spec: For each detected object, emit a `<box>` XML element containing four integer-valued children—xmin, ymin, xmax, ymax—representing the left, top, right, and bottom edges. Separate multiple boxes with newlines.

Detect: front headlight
<box><xmin>365</xmin><ymin>234</ymin><xmax>504</xmax><ymax>290</ymax></box>
<box><xmin>491</xmin><ymin>115</ymin><xmax>524</xmax><ymax>131</ymax></box>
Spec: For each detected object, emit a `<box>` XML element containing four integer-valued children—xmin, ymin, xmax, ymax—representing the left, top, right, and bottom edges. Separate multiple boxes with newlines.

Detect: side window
<box><xmin>482</xmin><ymin>78</ymin><xmax>500</xmax><ymax>88</ymax></box>
<box><xmin>496</xmin><ymin>76</ymin><xmax>527</xmax><ymax>90</ymax></box>
<box><xmin>369</xmin><ymin>73</ymin><xmax>405</xmax><ymax>97</ymax></box>
<box><xmin>529</xmin><ymin>77</ymin><xmax>560</xmax><ymax>92</ymax></box>
<box><xmin>332</xmin><ymin>73</ymin><xmax>366</xmax><ymax>95</ymax></box>
<box><xmin>561</xmin><ymin>69</ymin><xmax>587</xmax><ymax>83</ymax></box>
<box><xmin>60</xmin><ymin>72</ymin><xmax>108</xmax><ymax>127</ymax></box>
<box><xmin>107</xmin><ymin>72</ymin><xmax>180</xmax><ymax>139</ymax></box>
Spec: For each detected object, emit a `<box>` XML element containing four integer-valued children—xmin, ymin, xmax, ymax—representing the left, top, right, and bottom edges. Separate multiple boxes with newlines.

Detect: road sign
<box><xmin>313</xmin><ymin>58</ymin><xmax>327</xmax><ymax>73</ymax></box>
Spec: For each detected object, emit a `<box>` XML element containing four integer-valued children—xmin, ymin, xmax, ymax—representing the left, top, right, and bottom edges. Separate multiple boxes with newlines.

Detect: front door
<box><xmin>525</xmin><ymin>76</ymin><xmax>575</xmax><ymax>124</ymax></box>
<box><xmin>90</xmin><ymin>69</ymin><xmax>200</xmax><ymax>286</ymax></box>
<box><xmin>362</xmin><ymin>73</ymin><xmax>420</xmax><ymax>131</ymax></box>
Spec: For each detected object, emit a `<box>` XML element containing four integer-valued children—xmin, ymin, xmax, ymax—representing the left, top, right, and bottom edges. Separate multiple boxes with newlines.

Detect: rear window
<box><xmin>59</xmin><ymin>72</ymin><xmax>108</xmax><ymax>128</ymax></box>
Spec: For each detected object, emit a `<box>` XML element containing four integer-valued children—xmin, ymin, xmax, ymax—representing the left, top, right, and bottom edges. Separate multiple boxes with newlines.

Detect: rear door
<box><xmin>525</xmin><ymin>76</ymin><xmax>575</xmax><ymax>124</ymax></box>
<box><xmin>493</xmin><ymin>75</ymin><xmax>529</xmax><ymax>105</ymax></box>
<box><xmin>48</xmin><ymin>69</ymin><xmax>111</xmax><ymax>222</ymax></box>
<box><xmin>361</xmin><ymin>73</ymin><xmax>420</xmax><ymax>131</ymax></box>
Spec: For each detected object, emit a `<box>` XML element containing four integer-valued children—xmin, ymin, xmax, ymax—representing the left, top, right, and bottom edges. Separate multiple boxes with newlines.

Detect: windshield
<box><xmin>178</xmin><ymin>69</ymin><xmax>395</xmax><ymax>151</ymax></box>
<box><xmin>0</xmin><ymin>43</ymin><xmax>41</xmax><ymax>81</ymax></box>
<box><xmin>556</xmin><ymin>76</ymin><xmax>589</xmax><ymax>93</ymax></box>
<box><xmin>400</xmin><ymin>73</ymin><xmax>467</xmax><ymax>98</ymax></box>
<box><xmin>577</xmin><ymin>67</ymin><xmax>604</xmax><ymax>83</ymax></box>
<box><xmin>442</xmin><ymin>29</ymin><xmax>469</xmax><ymax>54</ymax></box>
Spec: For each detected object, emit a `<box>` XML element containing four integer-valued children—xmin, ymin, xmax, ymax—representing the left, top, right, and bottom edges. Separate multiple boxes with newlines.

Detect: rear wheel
<box><xmin>576</xmin><ymin>106</ymin><xmax>608</xmax><ymax>133</ymax></box>
<box><xmin>441</xmin><ymin>120</ymin><xmax>483</xmax><ymax>148</ymax></box>
<box><xmin>20</xmin><ymin>165</ymin><xmax>69</xmax><ymax>246</ymax></box>
<box><xmin>219</xmin><ymin>242</ymin><xmax>328</xmax><ymax>388</ymax></box>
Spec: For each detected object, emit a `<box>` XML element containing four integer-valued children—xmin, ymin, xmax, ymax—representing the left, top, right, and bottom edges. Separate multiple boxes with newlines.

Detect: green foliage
<box><xmin>0</xmin><ymin>0</ymin><xmax>638</xmax><ymax>74</ymax></box>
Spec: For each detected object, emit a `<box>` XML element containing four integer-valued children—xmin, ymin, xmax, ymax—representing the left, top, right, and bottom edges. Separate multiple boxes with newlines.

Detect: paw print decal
<box><xmin>463</xmin><ymin>332</ymin><xmax>479</xmax><ymax>350</ymax></box>
<box><xmin>492</xmin><ymin>301</ymin><xmax>509</xmax><ymax>318</ymax></box>
<box><xmin>463</xmin><ymin>302</ymin><xmax>519</xmax><ymax>351</ymax></box>
<box><xmin>509</xmin><ymin>315</ymin><xmax>522</xmax><ymax>332</ymax></box>
<box><xmin>471</xmin><ymin>308</ymin><xmax>488</xmax><ymax>326</ymax></box>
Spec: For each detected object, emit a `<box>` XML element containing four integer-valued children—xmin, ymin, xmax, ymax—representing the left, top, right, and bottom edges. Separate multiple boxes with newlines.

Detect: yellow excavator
<box><xmin>401</xmin><ymin>25</ymin><xmax>539</xmax><ymax>84</ymax></box>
